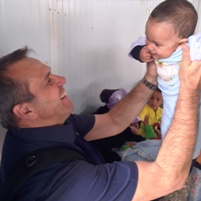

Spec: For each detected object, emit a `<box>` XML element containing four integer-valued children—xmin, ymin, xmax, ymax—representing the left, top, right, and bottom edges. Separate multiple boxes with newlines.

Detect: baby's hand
<box><xmin>140</xmin><ymin>46</ymin><xmax>153</xmax><ymax>62</ymax></box>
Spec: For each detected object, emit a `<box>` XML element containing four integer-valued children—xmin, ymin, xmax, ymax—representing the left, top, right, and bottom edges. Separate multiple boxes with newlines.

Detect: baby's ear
<box><xmin>178</xmin><ymin>38</ymin><xmax>188</xmax><ymax>46</ymax></box>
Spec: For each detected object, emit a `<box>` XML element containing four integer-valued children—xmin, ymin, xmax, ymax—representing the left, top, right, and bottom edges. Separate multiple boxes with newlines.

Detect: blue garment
<box><xmin>116</xmin><ymin>140</ymin><xmax>162</xmax><ymax>162</ymax></box>
<box><xmin>0</xmin><ymin>114</ymin><xmax>138</xmax><ymax>201</ymax></box>
<box><xmin>156</xmin><ymin>33</ymin><xmax>201</xmax><ymax>159</ymax></box>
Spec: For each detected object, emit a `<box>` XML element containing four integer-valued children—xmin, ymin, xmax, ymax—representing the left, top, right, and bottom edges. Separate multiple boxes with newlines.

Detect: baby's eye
<box><xmin>155</xmin><ymin>43</ymin><xmax>160</xmax><ymax>47</ymax></box>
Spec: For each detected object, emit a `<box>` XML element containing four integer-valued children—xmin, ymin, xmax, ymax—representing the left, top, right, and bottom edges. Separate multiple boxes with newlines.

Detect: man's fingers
<box><xmin>181</xmin><ymin>44</ymin><xmax>191</xmax><ymax>66</ymax></box>
<box><xmin>180</xmin><ymin>44</ymin><xmax>201</xmax><ymax>90</ymax></box>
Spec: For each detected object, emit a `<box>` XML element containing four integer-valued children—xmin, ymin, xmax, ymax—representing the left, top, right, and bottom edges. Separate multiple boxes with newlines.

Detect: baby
<box><xmin>129</xmin><ymin>0</ymin><xmax>201</xmax><ymax>159</ymax></box>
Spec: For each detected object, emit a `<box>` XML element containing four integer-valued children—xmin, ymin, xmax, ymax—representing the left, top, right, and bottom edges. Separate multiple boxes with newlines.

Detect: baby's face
<box><xmin>147</xmin><ymin>91</ymin><xmax>163</xmax><ymax>112</ymax></box>
<box><xmin>145</xmin><ymin>20</ymin><xmax>182</xmax><ymax>60</ymax></box>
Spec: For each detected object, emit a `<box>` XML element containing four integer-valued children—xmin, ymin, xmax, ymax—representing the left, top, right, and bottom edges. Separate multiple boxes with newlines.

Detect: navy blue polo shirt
<box><xmin>1</xmin><ymin>114</ymin><xmax>138</xmax><ymax>201</ymax></box>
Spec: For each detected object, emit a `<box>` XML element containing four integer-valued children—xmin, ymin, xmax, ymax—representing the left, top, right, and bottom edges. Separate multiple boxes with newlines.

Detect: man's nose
<box><xmin>55</xmin><ymin>75</ymin><xmax>66</xmax><ymax>86</ymax></box>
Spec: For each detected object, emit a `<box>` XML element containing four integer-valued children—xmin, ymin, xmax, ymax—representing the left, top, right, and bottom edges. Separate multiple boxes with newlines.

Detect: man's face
<box><xmin>147</xmin><ymin>91</ymin><xmax>163</xmax><ymax>112</ymax></box>
<box><xmin>8</xmin><ymin>58</ymin><xmax>74</xmax><ymax>126</ymax></box>
<box><xmin>145</xmin><ymin>20</ymin><xmax>182</xmax><ymax>60</ymax></box>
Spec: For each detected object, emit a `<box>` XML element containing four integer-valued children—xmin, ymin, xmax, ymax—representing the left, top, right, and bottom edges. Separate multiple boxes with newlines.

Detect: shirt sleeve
<box><xmin>129</xmin><ymin>36</ymin><xmax>146</xmax><ymax>62</ymax></box>
<box><xmin>66</xmin><ymin>114</ymin><xmax>95</xmax><ymax>137</ymax></box>
<box><xmin>45</xmin><ymin>160</ymin><xmax>138</xmax><ymax>201</ymax></box>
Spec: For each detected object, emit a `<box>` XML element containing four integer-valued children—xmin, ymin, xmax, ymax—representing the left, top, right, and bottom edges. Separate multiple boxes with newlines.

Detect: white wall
<box><xmin>0</xmin><ymin>0</ymin><xmax>201</xmax><ymax>113</ymax></box>
<box><xmin>0</xmin><ymin>0</ymin><xmax>201</xmax><ymax>150</ymax></box>
<box><xmin>0</xmin><ymin>0</ymin><xmax>201</xmax><ymax>114</ymax></box>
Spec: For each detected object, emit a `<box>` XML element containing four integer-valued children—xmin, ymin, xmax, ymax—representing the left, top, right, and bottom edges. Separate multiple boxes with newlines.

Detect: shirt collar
<box><xmin>7</xmin><ymin>124</ymin><xmax>76</xmax><ymax>144</ymax></box>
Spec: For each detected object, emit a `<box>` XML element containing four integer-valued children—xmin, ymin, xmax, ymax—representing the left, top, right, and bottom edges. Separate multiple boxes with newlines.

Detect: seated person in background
<box><xmin>119</xmin><ymin>89</ymin><xmax>162</xmax><ymax>163</ymax></box>
<box><xmin>91</xmin><ymin>88</ymin><xmax>145</xmax><ymax>163</ymax></box>
<box><xmin>130</xmin><ymin>88</ymin><xmax>163</xmax><ymax>139</ymax></box>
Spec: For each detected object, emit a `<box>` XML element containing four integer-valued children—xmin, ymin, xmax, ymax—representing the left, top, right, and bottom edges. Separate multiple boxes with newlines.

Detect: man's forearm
<box><xmin>157</xmin><ymin>86</ymin><xmax>200</xmax><ymax>184</ymax></box>
<box><xmin>109</xmin><ymin>79</ymin><xmax>155</xmax><ymax>131</ymax></box>
<box><xmin>133</xmin><ymin>45</ymin><xmax>201</xmax><ymax>201</ymax></box>
<box><xmin>157</xmin><ymin>45</ymin><xmax>201</xmax><ymax>183</ymax></box>
<box><xmin>85</xmin><ymin>80</ymin><xmax>155</xmax><ymax>141</ymax></box>
<box><xmin>85</xmin><ymin>61</ymin><xmax>158</xmax><ymax>141</ymax></box>
<box><xmin>134</xmin><ymin>84</ymin><xmax>200</xmax><ymax>201</ymax></box>
<box><xmin>109</xmin><ymin>60</ymin><xmax>157</xmax><ymax>131</ymax></box>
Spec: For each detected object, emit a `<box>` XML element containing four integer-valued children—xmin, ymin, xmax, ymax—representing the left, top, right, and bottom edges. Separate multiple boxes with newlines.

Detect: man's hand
<box><xmin>145</xmin><ymin>60</ymin><xmax>158</xmax><ymax>86</ymax></box>
<box><xmin>140</xmin><ymin>46</ymin><xmax>153</xmax><ymax>62</ymax></box>
<box><xmin>179</xmin><ymin>44</ymin><xmax>201</xmax><ymax>90</ymax></box>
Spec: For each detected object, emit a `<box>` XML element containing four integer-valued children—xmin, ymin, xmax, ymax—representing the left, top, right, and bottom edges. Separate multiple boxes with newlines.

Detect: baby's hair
<box><xmin>149</xmin><ymin>0</ymin><xmax>198</xmax><ymax>38</ymax></box>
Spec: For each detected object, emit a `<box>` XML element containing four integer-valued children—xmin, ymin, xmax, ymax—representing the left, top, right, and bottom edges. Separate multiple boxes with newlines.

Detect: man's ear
<box><xmin>13</xmin><ymin>103</ymin><xmax>37</xmax><ymax>119</ymax></box>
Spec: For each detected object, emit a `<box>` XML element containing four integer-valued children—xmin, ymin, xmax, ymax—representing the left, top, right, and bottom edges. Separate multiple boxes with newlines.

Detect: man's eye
<box><xmin>47</xmin><ymin>79</ymin><xmax>51</xmax><ymax>84</ymax></box>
